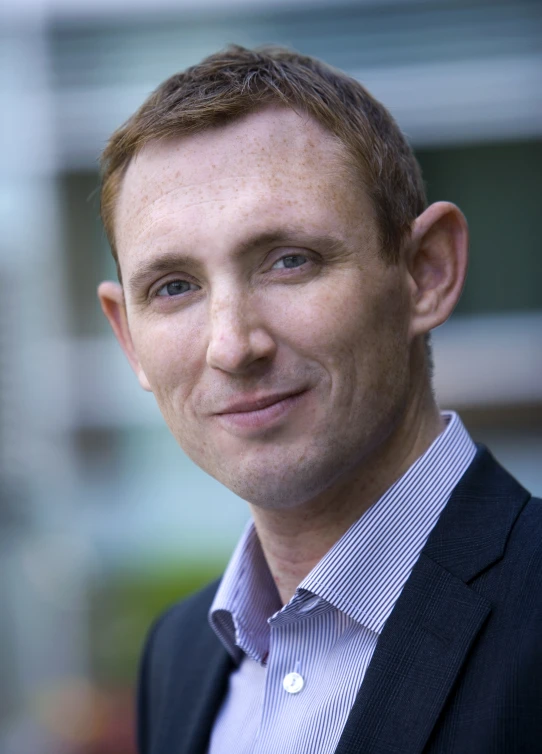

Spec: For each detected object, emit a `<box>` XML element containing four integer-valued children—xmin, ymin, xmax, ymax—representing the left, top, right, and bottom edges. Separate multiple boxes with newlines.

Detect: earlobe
<box><xmin>97</xmin><ymin>281</ymin><xmax>153</xmax><ymax>392</ymax></box>
<box><xmin>408</xmin><ymin>201</ymin><xmax>469</xmax><ymax>338</ymax></box>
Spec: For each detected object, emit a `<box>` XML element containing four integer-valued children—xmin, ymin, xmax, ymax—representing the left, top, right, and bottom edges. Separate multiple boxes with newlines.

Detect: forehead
<box><xmin>115</xmin><ymin>106</ymin><xmax>375</xmax><ymax>265</ymax></box>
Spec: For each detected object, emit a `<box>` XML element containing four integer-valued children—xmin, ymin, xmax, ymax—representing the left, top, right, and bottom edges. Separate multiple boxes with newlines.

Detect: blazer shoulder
<box><xmin>510</xmin><ymin>493</ymin><xmax>542</xmax><ymax>554</ymax></box>
<box><xmin>520</xmin><ymin>493</ymin><xmax>542</xmax><ymax>518</ymax></box>
<box><xmin>481</xmin><ymin>492</ymin><xmax>542</xmax><ymax>625</ymax></box>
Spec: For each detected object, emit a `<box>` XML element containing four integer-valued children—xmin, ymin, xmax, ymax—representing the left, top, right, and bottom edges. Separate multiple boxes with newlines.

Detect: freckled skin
<box><xmin>113</xmin><ymin>106</ymin><xmax>426</xmax><ymax>513</ymax></box>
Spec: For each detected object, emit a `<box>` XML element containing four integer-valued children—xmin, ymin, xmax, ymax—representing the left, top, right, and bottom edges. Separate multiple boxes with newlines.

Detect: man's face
<box><xmin>112</xmin><ymin>106</ymin><xmax>414</xmax><ymax>509</ymax></box>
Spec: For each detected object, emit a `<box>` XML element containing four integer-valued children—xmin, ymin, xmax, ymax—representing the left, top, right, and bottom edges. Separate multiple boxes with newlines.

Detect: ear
<box><xmin>407</xmin><ymin>201</ymin><xmax>469</xmax><ymax>338</ymax></box>
<box><xmin>97</xmin><ymin>281</ymin><xmax>152</xmax><ymax>392</ymax></box>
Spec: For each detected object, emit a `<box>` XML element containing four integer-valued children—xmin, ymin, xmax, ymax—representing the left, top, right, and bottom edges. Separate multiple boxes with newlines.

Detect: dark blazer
<box><xmin>136</xmin><ymin>447</ymin><xmax>542</xmax><ymax>754</ymax></box>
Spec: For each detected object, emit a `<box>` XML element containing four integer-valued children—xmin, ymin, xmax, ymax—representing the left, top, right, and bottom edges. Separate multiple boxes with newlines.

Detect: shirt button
<box><xmin>283</xmin><ymin>672</ymin><xmax>304</xmax><ymax>694</ymax></box>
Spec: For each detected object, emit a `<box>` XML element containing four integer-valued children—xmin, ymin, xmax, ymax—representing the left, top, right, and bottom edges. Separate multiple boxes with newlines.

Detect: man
<box><xmin>97</xmin><ymin>46</ymin><xmax>542</xmax><ymax>754</ymax></box>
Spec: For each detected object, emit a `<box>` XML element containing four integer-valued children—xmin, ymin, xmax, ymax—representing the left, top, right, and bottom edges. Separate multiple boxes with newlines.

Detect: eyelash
<box><xmin>152</xmin><ymin>252</ymin><xmax>311</xmax><ymax>299</ymax></box>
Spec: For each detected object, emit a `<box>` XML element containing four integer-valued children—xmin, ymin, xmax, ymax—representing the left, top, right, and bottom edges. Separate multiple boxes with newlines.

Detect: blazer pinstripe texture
<box><xmin>136</xmin><ymin>447</ymin><xmax>542</xmax><ymax>754</ymax></box>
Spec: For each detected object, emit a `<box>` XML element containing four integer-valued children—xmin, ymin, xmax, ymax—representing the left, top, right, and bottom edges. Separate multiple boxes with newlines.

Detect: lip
<box><xmin>216</xmin><ymin>390</ymin><xmax>305</xmax><ymax>415</ymax></box>
<box><xmin>214</xmin><ymin>389</ymin><xmax>308</xmax><ymax>433</ymax></box>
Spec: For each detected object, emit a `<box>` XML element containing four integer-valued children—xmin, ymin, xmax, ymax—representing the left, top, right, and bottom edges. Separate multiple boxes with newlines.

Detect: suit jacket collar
<box><xmin>334</xmin><ymin>446</ymin><xmax>531</xmax><ymax>754</ymax></box>
<box><xmin>421</xmin><ymin>445</ymin><xmax>530</xmax><ymax>582</ymax></box>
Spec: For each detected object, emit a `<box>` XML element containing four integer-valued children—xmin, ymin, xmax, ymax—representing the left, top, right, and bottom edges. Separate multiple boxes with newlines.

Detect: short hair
<box><xmin>99</xmin><ymin>45</ymin><xmax>426</xmax><ymax>279</ymax></box>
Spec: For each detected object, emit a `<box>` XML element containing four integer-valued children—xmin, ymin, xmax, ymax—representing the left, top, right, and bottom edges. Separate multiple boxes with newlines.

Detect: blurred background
<box><xmin>1</xmin><ymin>0</ymin><xmax>541</xmax><ymax>751</ymax></box>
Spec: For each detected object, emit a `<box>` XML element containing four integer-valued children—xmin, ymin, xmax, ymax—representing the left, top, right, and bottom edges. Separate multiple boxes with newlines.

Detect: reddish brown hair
<box><xmin>100</xmin><ymin>45</ymin><xmax>426</xmax><ymax>277</ymax></box>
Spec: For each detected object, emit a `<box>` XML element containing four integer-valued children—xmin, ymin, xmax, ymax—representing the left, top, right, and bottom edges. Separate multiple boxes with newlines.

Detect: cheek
<box><xmin>130</xmin><ymin>314</ymin><xmax>205</xmax><ymax>408</ymax></box>
<box><xmin>263</xmin><ymin>277</ymin><xmax>357</xmax><ymax>352</ymax></box>
<box><xmin>265</xmin><ymin>276</ymin><xmax>379</xmax><ymax>367</ymax></box>
<box><xmin>278</xmin><ymin>272</ymin><xmax>410</xmax><ymax>394</ymax></box>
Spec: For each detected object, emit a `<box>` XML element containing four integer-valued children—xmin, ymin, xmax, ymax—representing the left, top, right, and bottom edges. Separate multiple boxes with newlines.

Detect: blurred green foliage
<box><xmin>89</xmin><ymin>560</ymin><xmax>226</xmax><ymax>685</ymax></box>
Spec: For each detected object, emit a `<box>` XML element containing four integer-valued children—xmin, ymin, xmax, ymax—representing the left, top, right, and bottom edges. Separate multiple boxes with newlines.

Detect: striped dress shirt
<box><xmin>208</xmin><ymin>411</ymin><xmax>476</xmax><ymax>754</ymax></box>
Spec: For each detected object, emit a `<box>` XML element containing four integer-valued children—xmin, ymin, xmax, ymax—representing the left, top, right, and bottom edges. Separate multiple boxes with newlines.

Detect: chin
<box><xmin>213</xmin><ymin>449</ymin><xmax>354</xmax><ymax>510</ymax></box>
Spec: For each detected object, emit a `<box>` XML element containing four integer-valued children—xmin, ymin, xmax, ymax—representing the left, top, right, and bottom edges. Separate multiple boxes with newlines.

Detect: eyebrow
<box><xmin>126</xmin><ymin>227</ymin><xmax>347</xmax><ymax>295</ymax></box>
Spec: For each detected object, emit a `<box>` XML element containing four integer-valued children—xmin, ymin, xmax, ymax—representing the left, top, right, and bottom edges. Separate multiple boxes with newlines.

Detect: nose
<box><xmin>206</xmin><ymin>291</ymin><xmax>276</xmax><ymax>374</ymax></box>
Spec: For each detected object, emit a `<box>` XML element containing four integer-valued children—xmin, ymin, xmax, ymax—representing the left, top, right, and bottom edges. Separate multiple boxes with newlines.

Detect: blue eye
<box><xmin>272</xmin><ymin>254</ymin><xmax>307</xmax><ymax>269</ymax></box>
<box><xmin>156</xmin><ymin>280</ymin><xmax>196</xmax><ymax>297</ymax></box>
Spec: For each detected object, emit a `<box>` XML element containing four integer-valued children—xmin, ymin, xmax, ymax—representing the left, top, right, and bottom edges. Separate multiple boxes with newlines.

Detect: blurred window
<box><xmin>416</xmin><ymin>140</ymin><xmax>542</xmax><ymax>315</ymax></box>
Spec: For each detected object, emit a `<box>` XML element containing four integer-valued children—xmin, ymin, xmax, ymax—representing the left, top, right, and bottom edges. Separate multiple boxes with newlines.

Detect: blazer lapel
<box><xmin>335</xmin><ymin>553</ymin><xmax>490</xmax><ymax>754</ymax></box>
<box><xmin>335</xmin><ymin>447</ymin><xmax>531</xmax><ymax>754</ymax></box>
<box><xmin>155</xmin><ymin>613</ymin><xmax>234</xmax><ymax>754</ymax></box>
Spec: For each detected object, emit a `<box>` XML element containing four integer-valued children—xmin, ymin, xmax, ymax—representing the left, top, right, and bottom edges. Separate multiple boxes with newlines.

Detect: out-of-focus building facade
<box><xmin>1</xmin><ymin>0</ymin><xmax>541</xmax><ymax>751</ymax></box>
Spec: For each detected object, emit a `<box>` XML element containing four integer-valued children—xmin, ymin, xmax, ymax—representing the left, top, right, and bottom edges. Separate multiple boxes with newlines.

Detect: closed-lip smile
<box><xmin>216</xmin><ymin>390</ymin><xmax>306</xmax><ymax>415</ymax></box>
<box><xmin>214</xmin><ymin>389</ymin><xmax>310</xmax><ymax>433</ymax></box>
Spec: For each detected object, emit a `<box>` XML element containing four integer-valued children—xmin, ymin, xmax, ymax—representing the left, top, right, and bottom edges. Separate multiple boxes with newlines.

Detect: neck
<box><xmin>249</xmin><ymin>388</ymin><xmax>444</xmax><ymax>605</ymax></box>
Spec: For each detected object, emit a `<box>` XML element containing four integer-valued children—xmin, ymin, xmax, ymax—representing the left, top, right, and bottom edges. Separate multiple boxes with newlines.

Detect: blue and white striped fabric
<box><xmin>208</xmin><ymin>412</ymin><xmax>476</xmax><ymax>754</ymax></box>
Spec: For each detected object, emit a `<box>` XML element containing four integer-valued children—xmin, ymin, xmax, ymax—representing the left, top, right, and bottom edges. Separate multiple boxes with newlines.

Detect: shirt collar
<box><xmin>209</xmin><ymin>411</ymin><xmax>476</xmax><ymax>662</ymax></box>
<box><xmin>210</xmin><ymin>520</ymin><xmax>281</xmax><ymax>663</ymax></box>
